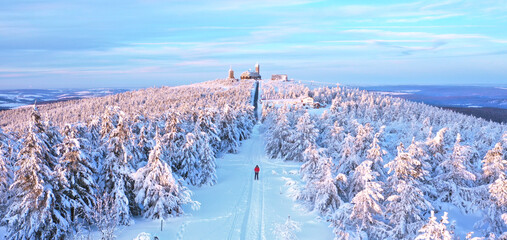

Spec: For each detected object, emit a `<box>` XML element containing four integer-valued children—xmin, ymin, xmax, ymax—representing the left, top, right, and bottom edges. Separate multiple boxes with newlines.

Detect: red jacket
<box><xmin>254</xmin><ymin>166</ymin><xmax>260</xmax><ymax>173</ymax></box>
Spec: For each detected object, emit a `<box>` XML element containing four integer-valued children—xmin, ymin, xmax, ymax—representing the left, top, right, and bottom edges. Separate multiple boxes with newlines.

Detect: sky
<box><xmin>0</xmin><ymin>0</ymin><xmax>506</xmax><ymax>89</ymax></box>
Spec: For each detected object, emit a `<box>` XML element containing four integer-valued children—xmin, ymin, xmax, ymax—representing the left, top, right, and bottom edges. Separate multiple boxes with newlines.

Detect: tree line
<box><xmin>0</xmin><ymin>80</ymin><xmax>256</xmax><ymax>239</ymax></box>
<box><xmin>261</xmin><ymin>82</ymin><xmax>506</xmax><ymax>239</ymax></box>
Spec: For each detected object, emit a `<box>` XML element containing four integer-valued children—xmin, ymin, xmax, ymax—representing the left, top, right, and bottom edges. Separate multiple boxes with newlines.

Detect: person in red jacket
<box><xmin>254</xmin><ymin>165</ymin><xmax>260</xmax><ymax>180</ymax></box>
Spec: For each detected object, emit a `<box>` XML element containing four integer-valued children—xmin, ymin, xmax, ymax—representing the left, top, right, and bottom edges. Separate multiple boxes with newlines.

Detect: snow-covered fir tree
<box><xmin>134</xmin><ymin>130</ymin><xmax>196</xmax><ymax>219</ymax></box>
<box><xmin>55</xmin><ymin>124</ymin><xmax>97</xmax><ymax>224</ymax></box>
<box><xmin>197</xmin><ymin>109</ymin><xmax>220</xmax><ymax>156</ymax></box>
<box><xmin>100</xmin><ymin>106</ymin><xmax>121</xmax><ymax>139</ymax></box>
<box><xmin>177</xmin><ymin>132</ymin><xmax>201</xmax><ymax>185</ymax></box>
<box><xmin>265</xmin><ymin>111</ymin><xmax>293</xmax><ymax>159</ymax></box>
<box><xmin>273</xmin><ymin>216</ymin><xmax>301</xmax><ymax>240</ymax></box>
<box><xmin>324</xmin><ymin>121</ymin><xmax>345</xmax><ymax>162</ymax></box>
<box><xmin>477</xmin><ymin>173</ymin><xmax>507</xmax><ymax>236</ymax></box>
<box><xmin>353</xmin><ymin>123</ymin><xmax>374</xmax><ymax>157</ymax></box>
<box><xmin>337</xmin><ymin>133</ymin><xmax>360</xmax><ymax>177</ymax></box>
<box><xmin>349</xmin><ymin>160</ymin><xmax>385</xmax><ymax>237</ymax></box>
<box><xmin>426</xmin><ymin>127</ymin><xmax>448</xmax><ymax>175</ymax></box>
<box><xmin>218</xmin><ymin>105</ymin><xmax>241</xmax><ymax>153</ymax></box>
<box><xmin>482</xmin><ymin>142</ymin><xmax>506</xmax><ymax>184</ymax></box>
<box><xmin>196</xmin><ymin>129</ymin><xmax>217</xmax><ymax>186</ymax></box>
<box><xmin>385</xmin><ymin>143</ymin><xmax>425</xmax><ymax>184</ymax></box>
<box><xmin>0</xmin><ymin>128</ymin><xmax>13</xmax><ymax>218</ymax></box>
<box><xmin>286</xmin><ymin>112</ymin><xmax>318</xmax><ymax>162</ymax></box>
<box><xmin>5</xmin><ymin>105</ymin><xmax>70</xmax><ymax>239</ymax></box>
<box><xmin>330</xmin><ymin>203</ymin><xmax>363</xmax><ymax>240</ymax></box>
<box><xmin>135</xmin><ymin>125</ymin><xmax>154</xmax><ymax>166</ymax></box>
<box><xmin>163</xmin><ymin>111</ymin><xmax>187</xmax><ymax>173</ymax></box>
<box><xmin>384</xmin><ymin>141</ymin><xmax>432</xmax><ymax>239</ymax></box>
<box><xmin>100</xmin><ymin>112</ymin><xmax>137</xmax><ymax>225</ymax></box>
<box><xmin>365</xmin><ymin>132</ymin><xmax>387</xmax><ymax>181</ymax></box>
<box><xmin>415</xmin><ymin>211</ymin><xmax>453</xmax><ymax>240</ymax></box>
<box><xmin>299</xmin><ymin>143</ymin><xmax>343</xmax><ymax>215</ymax></box>
<box><xmin>437</xmin><ymin>133</ymin><xmax>476</xmax><ymax>209</ymax></box>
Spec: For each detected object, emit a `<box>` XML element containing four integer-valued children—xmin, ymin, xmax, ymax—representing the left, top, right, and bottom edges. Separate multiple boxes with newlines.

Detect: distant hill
<box><xmin>0</xmin><ymin>88</ymin><xmax>131</xmax><ymax>110</ymax></box>
<box><xmin>358</xmin><ymin>85</ymin><xmax>507</xmax><ymax>123</ymax></box>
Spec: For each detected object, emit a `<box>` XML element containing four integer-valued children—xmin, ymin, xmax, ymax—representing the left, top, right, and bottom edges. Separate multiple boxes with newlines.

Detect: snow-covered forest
<box><xmin>261</xmin><ymin>81</ymin><xmax>507</xmax><ymax>239</ymax></box>
<box><xmin>0</xmin><ymin>80</ymin><xmax>256</xmax><ymax>239</ymax></box>
<box><xmin>0</xmin><ymin>78</ymin><xmax>505</xmax><ymax>239</ymax></box>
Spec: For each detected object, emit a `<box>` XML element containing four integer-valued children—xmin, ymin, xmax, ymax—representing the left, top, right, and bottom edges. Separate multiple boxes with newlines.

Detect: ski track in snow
<box><xmin>101</xmin><ymin>124</ymin><xmax>332</xmax><ymax>240</ymax></box>
<box><xmin>240</xmin><ymin>128</ymin><xmax>265</xmax><ymax>240</ymax></box>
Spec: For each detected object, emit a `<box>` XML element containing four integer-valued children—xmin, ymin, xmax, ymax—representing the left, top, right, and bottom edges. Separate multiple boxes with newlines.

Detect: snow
<box><xmin>307</xmin><ymin>106</ymin><xmax>329</xmax><ymax>116</ymax></box>
<box><xmin>437</xmin><ymin>203</ymin><xmax>482</xmax><ymax>239</ymax></box>
<box><xmin>108</xmin><ymin>125</ymin><xmax>332</xmax><ymax>239</ymax></box>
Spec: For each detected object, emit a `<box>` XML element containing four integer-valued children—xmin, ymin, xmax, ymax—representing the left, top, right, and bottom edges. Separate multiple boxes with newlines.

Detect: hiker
<box><xmin>254</xmin><ymin>165</ymin><xmax>260</xmax><ymax>180</ymax></box>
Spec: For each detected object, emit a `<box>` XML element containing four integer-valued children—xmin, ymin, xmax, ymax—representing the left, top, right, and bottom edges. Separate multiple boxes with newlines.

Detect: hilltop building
<box><xmin>240</xmin><ymin>63</ymin><xmax>261</xmax><ymax>80</ymax></box>
<box><xmin>227</xmin><ymin>66</ymin><xmax>237</xmax><ymax>81</ymax></box>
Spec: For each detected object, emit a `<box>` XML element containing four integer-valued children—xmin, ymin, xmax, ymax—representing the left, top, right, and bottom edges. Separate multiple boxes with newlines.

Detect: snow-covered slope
<box><xmin>107</xmin><ymin>125</ymin><xmax>332</xmax><ymax>240</ymax></box>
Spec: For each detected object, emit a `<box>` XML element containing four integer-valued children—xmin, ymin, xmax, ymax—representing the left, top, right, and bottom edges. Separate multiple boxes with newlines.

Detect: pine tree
<box><xmin>489</xmin><ymin>173</ymin><xmax>507</xmax><ymax>213</ymax></box>
<box><xmin>407</xmin><ymin>137</ymin><xmax>431</xmax><ymax>176</ymax></box>
<box><xmin>265</xmin><ymin>112</ymin><xmax>293</xmax><ymax>159</ymax></box>
<box><xmin>353</xmin><ymin>123</ymin><xmax>374</xmax><ymax>157</ymax></box>
<box><xmin>163</xmin><ymin>112</ymin><xmax>186</xmax><ymax>173</ymax></box>
<box><xmin>136</xmin><ymin>125</ymin><xmax>154</xmax><ymax>165</ymax></box>
<box><xmin>426</xmin><ymin>127</ymin><xmax>448</xmax><ymax>176</ymax></box>
<box><xmin>218</xmin><ymin>105</ymin><xmax>240</xmax><ymax>153</ymax></box>
<box><xmin>100</xmin><ymin>106</ymin><xmax>120</xmax><ymax>139</ymax></box>
<box><xmin>366</xmin><ymin>133</ymin><xmax>387</xmax><ymax>180</ymax></box>
<box><xmin>178</xmin><ymin>132</ymin><xmax>201</xmax><ymax>185</ymax></box>
<box><xmin>0</xmin><ymin>128</ymin><xmax>13</xmax><ymax>217</ymax></box>
<box><xmin>56</xmin><ymin>125</ymin><xmax>97</xmax><ymax>224</ymax></box>
<box><xmin>477</xmin><ymin>173</ymin><xmax>507</xmax><ymax>235</ymax></box>
<box><xmin>286</xmin><ymin>112</ymin><xmax>318</xmax><ymax>162</ymax></box>
<box><xmin>350</xmin><ymin>161</ymin><xmax>384</xmax><ymax>231</ymax></box>
<box><xmin>299</xmin><ymin>144</ymin><xmax>342</xmax><ymax>214</ymax></box>
<box><xmin>101</xmin><ymin>113</ymin><xmax>136</xmax><ymax>226</ymax></box>
<box><xmin>337</xmin><ymin>133</ymin><xmax>360</xmax><ymax>177</ymax></box>
<box><xmin>196</xmin><ymin>130</ymin><xmax>217</xmax><ymax>186</ymax></box>
<box><xmin>385</xmin><ymin>180</ymin><xmax>432</xmax><ymax>239</ymax></box>
<box><xmin>134</xmin><ymin>131</ymin><xmax>196</xmax><ymax>219</ymax></box>
<box><xmin>273</xmin><ymin>216</ymin><xmax>301</xmax><ymax>240</ymax></box>
<box><xmin>384</xmin><ymin>142</ymin><xmax>432</xmax><ymax>239</ymax></box>
<box><xmin>5</xmin><ymin>105</ymin><xmax>70</xmax><ymax>239</ymax></box>
<box><xmin>482</xmin><ymin>142</ymin><xmax>506</xmax><ymax>184</ymax></box>
<box><xmin>324</xmin><ymin>121</ymin><xmax>345</xmax><ymax>162</ymax></box>
<box><xmin>197</xmin><ymin>109</ymin><xmax>220</xmax><ymax>156</ymax></box>
<box><xmin>437</xmin><ymin>134</ymin><xmax>476</xmax><ymax>207</ymax></box>
<box><xmin>330</xmin><ymin>203</ymin><xmax>361</xmax><ymax>240</ymax></box>
<box><xmin>415</xmin><ymin>211</ymin><xmax>453</xmax><ymax>240</ymax></box>
<box><xmin>385</xmin><ymin>143</ymin><xmax>424</xmax><ymax>183</ymax></box>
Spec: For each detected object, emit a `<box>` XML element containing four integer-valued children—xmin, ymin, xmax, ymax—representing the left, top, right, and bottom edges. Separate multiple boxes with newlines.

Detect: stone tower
<box><xmin>228</xmin><ymin>66</ymin><xmax>235</xmax><ymax>79</ymax></box>
<box><xmin>255</xmin><ymin>63</ymin><xmax>260</xmax><ymax>74</ymax></box>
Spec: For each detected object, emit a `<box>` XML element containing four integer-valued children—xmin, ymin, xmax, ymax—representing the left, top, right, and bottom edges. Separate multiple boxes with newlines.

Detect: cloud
<box><xmin>341</xmin><ymin>29</ymin><xmax>506</xmax><ymax>42</ymax></box>
<box><xmin>174</xmin><ymin>60</ymin><xmax>223</xmax><ymax>67</ymax></box>
<box><xmin>206</xmin><ymin>0</ymin><xmax>323</xmax><ymax>11</ymax></box>
<box><xmin>387</xmin><ymin>13</ymin><xmax>464</xmax><ymax>23</ymax></box>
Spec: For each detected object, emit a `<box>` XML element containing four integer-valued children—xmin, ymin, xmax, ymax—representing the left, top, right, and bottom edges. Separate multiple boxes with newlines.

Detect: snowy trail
<box><xmin>241</xmin><ymin>127</ymin><xmax>265</xmax><ymax>240</ymax></box>
<box><xmin>111</xmin><ymin>124</ymin><xmax>333</xmax><ymax>240</ymax></box>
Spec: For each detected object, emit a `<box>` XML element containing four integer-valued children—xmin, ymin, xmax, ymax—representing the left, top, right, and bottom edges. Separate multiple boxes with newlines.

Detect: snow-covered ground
<box><xmin>99</xmin><ymin>125</ymin><xmax>331</xmax><ymax>240</ymax></box>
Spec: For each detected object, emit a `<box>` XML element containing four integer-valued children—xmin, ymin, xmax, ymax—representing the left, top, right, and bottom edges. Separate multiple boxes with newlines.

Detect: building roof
<box><xmin>241</xmin><ymin>71</ymin><xmax>260</xmax><ymax>78</ymax></box>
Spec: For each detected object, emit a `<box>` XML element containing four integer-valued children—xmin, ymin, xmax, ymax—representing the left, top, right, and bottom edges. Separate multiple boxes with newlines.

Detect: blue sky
<box><xmin>0</xmin><ymin>0</ymin><xmax>506</xmax><ymax>89</ymax></box>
